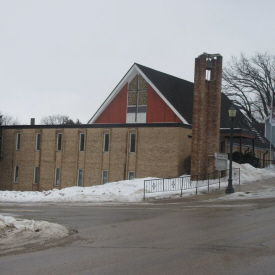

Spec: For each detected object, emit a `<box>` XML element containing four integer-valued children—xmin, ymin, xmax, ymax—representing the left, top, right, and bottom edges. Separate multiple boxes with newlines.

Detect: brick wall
<box><xmin>0</xmin><ymin>125</ymin><xmax>191</xmax><ymax>191</ymax></box>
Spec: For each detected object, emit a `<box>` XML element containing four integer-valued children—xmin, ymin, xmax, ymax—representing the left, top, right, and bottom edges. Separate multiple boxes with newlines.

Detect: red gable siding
<box><xmin>146</xmin><ymin>85</ymin><xmax>181</xmax><ymax>123</ymax></box>
<box><xmin>94</xmin><ymin>83</ymin><xmax>181</xmax><ymax>124</ymax></box>
<box><xmin>94</xmin><ymin>84</ymin><xmax>128</xmax><ymax>123</ymax></box>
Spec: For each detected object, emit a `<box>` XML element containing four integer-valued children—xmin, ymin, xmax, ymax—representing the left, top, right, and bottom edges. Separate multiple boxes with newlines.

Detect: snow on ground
<box><xmin>0</xmin><ymin>215</ymin><xmax>69</xmax><ymax>250</ymax></box>
<box><xmin>0</xmin><ymin>162</ymin><xmax>275</xmax><ymax>204</ymax></box>
<box><xmin>211</xmin><ymin>162</ymin><xmax>275</xmax><ymax>202</ymax></box>
<box><xmin>0</xmin><ymin>178</ymin><xmax>151</xmax><ymax>203</ymax></box>
<box><xmin>213</xmin><ymin>187</ymin><xmax>275</xmax><ymax>201</ymax></box>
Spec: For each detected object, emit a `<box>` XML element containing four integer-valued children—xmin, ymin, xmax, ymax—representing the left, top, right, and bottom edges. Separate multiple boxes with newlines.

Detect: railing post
<box><xmin>181</xmin><ymin>177</ymin><xmax>183</xmax><ymax>197</ymax></box>
<box><xmin>208</xmin><ymin>173</ymin><xmax>209</xmax><ymax>193</ymax></box>
<box><xmin>163</xmin><ymin>178</ymin><xmax>164</xmax><ymax>192</ymax></box>
<box><xmin>196</xmin><ymin>175</ymin><xmax>198</xmax><ymax>195</ymax></box>
<box><xmin>144</xmin><ymin>180</ymin><xmax>146</xmax><ymax>200</ymax></box>
<box><xmin>218</xmin><ymin>171</ymin><xmax>221</xmax><ymax>189</ymax></box>
<box><xmin>239</xmin><ymin>168</ymin><xmax>240</xmax><ymax>186</ymax></box>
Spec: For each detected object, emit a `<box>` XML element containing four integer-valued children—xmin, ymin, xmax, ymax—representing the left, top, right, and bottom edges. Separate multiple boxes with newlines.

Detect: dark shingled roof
<box><xmin>136</xmin><ymin>64</ymin><xmax>194</xmax><ymax>124</ymax></box>
<box><xmin>136</xmin><ymin>63</ymin><xmax>272</xmax><ymax>151</ymax></box>
<box><xmin>253</xmin><ymin>123</ymin><xmax>265</xmax><ymax>136</ymax></box>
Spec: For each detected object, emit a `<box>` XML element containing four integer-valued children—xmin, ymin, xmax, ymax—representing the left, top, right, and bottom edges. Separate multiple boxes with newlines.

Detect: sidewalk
<box><xmin>154</xmin><ymin>176</ymin><xmax>275</xmax><ymax>204</ymax></box>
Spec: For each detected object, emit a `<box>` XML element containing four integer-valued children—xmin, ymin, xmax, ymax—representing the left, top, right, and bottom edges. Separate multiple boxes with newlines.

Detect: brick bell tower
<box><xmin>191</xmin><ymin>53</ymin><xmax>223</xmax><ymax>176</ymax></box>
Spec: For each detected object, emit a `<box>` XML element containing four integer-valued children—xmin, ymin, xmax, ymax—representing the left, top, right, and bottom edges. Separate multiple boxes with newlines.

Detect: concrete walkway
<box><xmin>153</xmin><ymin>176</ymin><xmax>275</xmax><ymax>204</ymax></box>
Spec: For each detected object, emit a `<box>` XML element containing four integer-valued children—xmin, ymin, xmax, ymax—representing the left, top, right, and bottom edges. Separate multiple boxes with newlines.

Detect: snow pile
<box><xmin>265</xmin><ymin>164</ymin><xmax>275</xmax><ymax>170</ymax></box>
<box><xmin>0</xmin><ymin>163</ymin><xmax>274</xmax><ymax>203</ymax></box>
<box><xmin>232</xmin><ymin>162</ymin><xmax>275</xmax><ymax>182</ymax></box>
<box><xmin>0</xmin><ymin>215</ymin><xmax>69</xmax><ymax>248</ymax></box>
<box><xmin>0</xmin><ymin>178</ymin><xmax>154</xmax><ymax>203</ymax></box>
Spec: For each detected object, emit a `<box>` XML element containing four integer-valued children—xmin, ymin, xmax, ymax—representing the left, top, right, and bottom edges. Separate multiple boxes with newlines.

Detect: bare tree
<box><xmin>0</xmin><ymin>112</ymin><xmax>20</xmax><ymax>125</ymax></box>
<box><xmin>223</xmin><ymin>53</ymin><xmax>275</xmax><ymax>123</ymax></box>
<box><xmin>40</xmin><ymin>115</ymin><xmax>81</xmax><ymax>125</ymax></box>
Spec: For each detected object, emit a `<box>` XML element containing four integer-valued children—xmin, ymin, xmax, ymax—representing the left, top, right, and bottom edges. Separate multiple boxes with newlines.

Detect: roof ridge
<box><xmin>135</xmin><ymin>63</ymin><xmax>194</xmax><ymax>85</ymax></box>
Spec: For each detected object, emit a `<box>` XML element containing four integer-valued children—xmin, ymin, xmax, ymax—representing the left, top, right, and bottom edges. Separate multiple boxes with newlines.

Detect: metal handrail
<box><xmin>143</xmin><ymin>168</ymin><xmax>241</xmax><ymax>200</ymax></box>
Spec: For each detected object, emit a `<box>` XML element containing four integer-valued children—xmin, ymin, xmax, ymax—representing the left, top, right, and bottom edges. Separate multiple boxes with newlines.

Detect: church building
<box><xmin>0</xmin><ymin>54</ymin><xmax>272</xmax><ymax>191</ymax></box>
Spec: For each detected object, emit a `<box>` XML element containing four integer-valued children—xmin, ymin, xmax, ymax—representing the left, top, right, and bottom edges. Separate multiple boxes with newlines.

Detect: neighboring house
<box><xmin>0</xmin><ymin>62</ymin><xmax>273</xmax><ymax>191</ymax></box>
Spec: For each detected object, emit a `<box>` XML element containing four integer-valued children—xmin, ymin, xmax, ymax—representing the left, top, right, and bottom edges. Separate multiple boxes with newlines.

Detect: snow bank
<box><xmin>0</xmin><ymin>163</ymin><xmax>274</xmax><ymax>203</ymax></box>
<box><xmin>232</xmin><ymin>162</ymin><xmax>275</xmax><ymax>182</ymax></box>
<box><xmin>0</xmin><ymin>178</ymin><xmax>154</xmax><ymax>203</ymax></box>
<box><xmin>0</xmin><ymin>215</ymin><xmax>69</xmax><ymax>247</ymax></box>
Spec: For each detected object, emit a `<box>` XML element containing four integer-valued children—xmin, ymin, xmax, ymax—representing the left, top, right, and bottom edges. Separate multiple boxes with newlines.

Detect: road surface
<box><xmin>0</xmin><ymin>179</ymin><xmax>275</xmax><ymax>274</ymax></box>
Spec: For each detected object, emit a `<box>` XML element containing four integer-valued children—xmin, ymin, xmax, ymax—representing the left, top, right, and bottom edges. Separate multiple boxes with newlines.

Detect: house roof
<box><xmin>88</xmin><ymin>63</ymin><xmax>273</xmax><ymax>151</ymax></box>
<box><xmin>135</xmin><ymin>64</ymin><xmax>194</xmax><ymax>125</ymax></box>
<box><xmin>88</xmin><ymin>63</ymin><xmax>189</xmax><ymax>124</ymax></box>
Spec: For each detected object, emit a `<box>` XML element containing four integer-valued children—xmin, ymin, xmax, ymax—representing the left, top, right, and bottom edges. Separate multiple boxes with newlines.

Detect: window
<box><xmin>126</xmin><ymin>75</ymin><xmax>148</xmax><ymax>123</ymax></box>
<box><xmin>57</xmin><ymin>133</ymin><xmax>62</xmax><ymax>151</ymax></box>
<box><xmin>16</xmin><ymin>133</ymin><xmax>21</xmax><ymax>150</ymax></box>
<box><xmin>220</xmin><ymin>140</ymin><xmax>225</xmax><ymax>153</ymax></box>
<box><xmin>103</xmin><ymin>133</ymin><xmax>109</xmax><ymax>152</ymax></box>
<box><xmin>14</xmin><ymin>166</ymin><xmax>19</xmax><ymax>183</ymax></box>
<box><xmin>34</xmin><ymin>167</ymin><xmax>39</xmax><ymax>184</ymax></box>
<box><xmin>128</xmin><ymin>171</ymin><xmax>134</xmax><ymax>180</ymax></box>
<box><xmin>102</xmin><ymin>170</ymin><xmax>108</xmax><ymax>184</ymax></box>
<box><xmin>36</xmin><ymin>133</ymin><xmax>40</xmax><ymax>151</ymax></box>
<box><xmin>55</xmin><ymin>168</ymin><xmax>60</xmax><ymax>186</ymax></box>
<box><xmin>77</xmin><ymin>169</ymin><xmax>83</xmax><ymax>186</ymax></box>
<box><xmin>129</xmin><ymin>133</ymin><xmax>136</xmax><ymax>153</ymax></box>
<box><xmin>79</xmin><ymin>133</ymin><xmax>85</xmax><ymax>152</ymax></box>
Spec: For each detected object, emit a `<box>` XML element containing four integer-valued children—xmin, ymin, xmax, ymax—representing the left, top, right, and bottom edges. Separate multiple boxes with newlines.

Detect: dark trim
<box><xmin>0</xmin><ymin>122</ymin><xmax>192</xmax><ymax>130</ymax></box>
<box><xmin>220</xmin><ymin>128</ymin><xmax>256</xmax><ymax>139</ymax></box>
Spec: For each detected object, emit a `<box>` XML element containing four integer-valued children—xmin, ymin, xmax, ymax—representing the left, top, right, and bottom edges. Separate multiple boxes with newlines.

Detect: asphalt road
<box><xmin>1</xmin><ymin>179</ymin><xmax>275</xmax><ymax>275</ymax></box>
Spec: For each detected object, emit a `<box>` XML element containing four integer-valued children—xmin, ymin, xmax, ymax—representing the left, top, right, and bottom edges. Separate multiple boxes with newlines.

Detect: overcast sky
<box><xmin>1</xmin><ymin>0</ymin><xmax>274</xmax><ymax>125</ymax></box>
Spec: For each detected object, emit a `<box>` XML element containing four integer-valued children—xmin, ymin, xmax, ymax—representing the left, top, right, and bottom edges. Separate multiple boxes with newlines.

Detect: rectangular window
<box><xmin>129</xmin><ymin>133</ymin><xmax>136</xmax><ymax>153</ymax></box>
<box><xmin>34</xmin><ymin>166</ymin><xmax>39</xmax><ymax>184</ymax></box>
<box><xmin>128</xmin><ymin>171</ymin><xmax>134</xmax><ymax>180</ymax></box>
<box><xmin>57</xmin><ymin>133</ymin><xmax>62</xmax><ymax>151</ymax></box>
<box><xmin>127</xmin><ymin>75</ymin><xmax>148</xmax><ymax>123</ymax></box>
<box><xmin>103</xmin><ymin>133</ymin><xmax>109</xmax><ymax>152</ymax></box>
<box><xmin>14</xmin><ymin>166</ymin><xmax>19</xmax><ymax>183</ymax></box>
<box><xmin>36</xmin><ymin>133</ymin><xmax>40</xmax><ymax>151</ymax></box>
<box><xmin>77</xmin><ymin>169</ymin><xmax>83</xmax><ymax>186</ymax></box>
<box><xmin>136</xmin><ymin>113</ymin><xmax>146</xmax><ymax>123</ymax></box>
<box><xmin>126</xmin><ymin>113</ymin><xmax>136</xmax><ymax>123</ymax></box>
<box><xmin>55</xmin><ymin>168</ymin><xmax>60</xmax><ymax>186</ymax></box>
<box><xmin>220</xmin><ymin>140</ymin><xmax>225</xmax><ymax>153</ymax></box>
<box><xmin>16</xmin><ymin>133</ymin><xmax>21</xmax><ymax>150</ymax></box>
<box><xmin>102</xmin><ymin>170</ymin><xmax>108</xmax><ymax>185</ymax></box>
<box><xmin>79</xmin><ymin>133</ymin><xmax>85</xmax><ymax>152</ymax></box>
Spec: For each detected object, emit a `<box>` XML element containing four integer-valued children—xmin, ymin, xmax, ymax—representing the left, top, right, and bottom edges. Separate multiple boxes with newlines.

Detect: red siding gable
<box><xmin>146</xmin><ymin>85</ymin><xmax>181</xmax><ymax>123</ymax></box>
<box><xmin>94</xmin><ymin>83</ymin><xmax>181</xmax><ymax>124</ymax></box>
<box><xmin>94</xmin><ymin>84</ymin><xmax>128</xmax><ymax>123</ymax></box>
